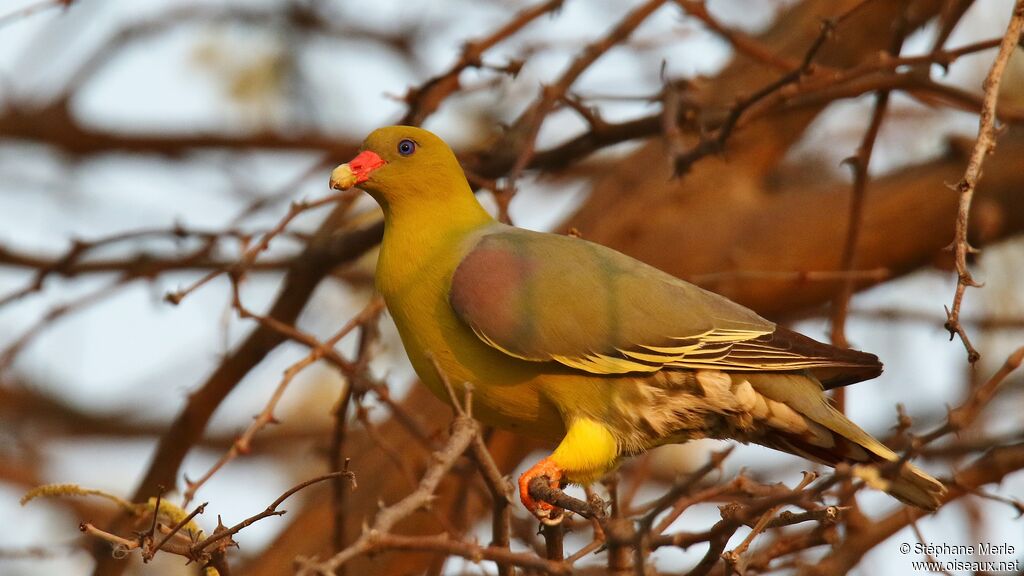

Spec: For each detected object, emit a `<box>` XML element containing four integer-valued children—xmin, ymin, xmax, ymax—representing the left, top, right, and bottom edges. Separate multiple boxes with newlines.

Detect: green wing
<box><xmin>449</xmin><ymin>227</ymin><xmax>881</xmax><ymax>388</ymax></box>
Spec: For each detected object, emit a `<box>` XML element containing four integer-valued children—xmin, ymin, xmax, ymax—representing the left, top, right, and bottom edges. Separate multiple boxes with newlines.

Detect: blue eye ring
<box><xmin>397</xmin><ymin>139</ymin><xmax>416</xmax><ymax>156</ymax></box>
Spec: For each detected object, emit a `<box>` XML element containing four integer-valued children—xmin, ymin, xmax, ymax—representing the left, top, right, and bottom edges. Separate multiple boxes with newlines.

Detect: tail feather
<box><xmin>764</xmin><ymin>432</ymin><xmax>945</xmax><ymax>510</ymax></box>
<box><xmin>746</xmin><ymin>373</ymin><xmax>946</xmax><ymax>510</ymax></box>
<box><xmin>885</xmin><ymin>465</ymin><xmax>946</xmax><ymax>511</ymax></box>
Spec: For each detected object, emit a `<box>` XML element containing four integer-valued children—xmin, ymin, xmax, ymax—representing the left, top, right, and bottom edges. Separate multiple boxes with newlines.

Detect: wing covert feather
<box><xmin>449</xmin><ymin>228</ymin><xmax>881</xmax><ymax>388</ymax></box>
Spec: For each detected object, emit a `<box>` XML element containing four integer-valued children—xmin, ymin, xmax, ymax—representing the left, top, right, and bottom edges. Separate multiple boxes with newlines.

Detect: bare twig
<box><xmin>830</xmin><ymin>7</ymin><xmax>909</xmax><ymax>412</ymax></box>
<box><xmin>330</xmin><ymin>312</ymin><xmax>380</xmax><ymax>561</ymax></box>
<box><xmin>295</xmin><ymin>415</ymin><xmax>479</xmax><ymax>575</ymax></box>
<box><xmin>944</xmin><ymin>0</ymin><xmax>1024</xmax><ymax>364</ymax></box>
<box><xmin>145</xmin><ymin>502</ymin><xmax>207</xmax><ymax>562</ymax></box>
<box><xmin>181</xmin><ymin>297</ymin><xmax>383</xmax><ymax>507</ymax></box>
<box><xmin>401</xmin><ymin>0</ymin><xmax>565</xmax><ymax>126</ymax></box>
<box><xmin>811</xmin><ymin>443</ymin><xmax>1024</xmax><ymax>574</ymax></box>
<box><xmin>503</xmin><ymin>0</ymin><xmax>669</xmax><ymax>202</ymax></box>
<box><xmin>0</xmin><ymin>0</ymin><xmax>71</xmax><ymax>30</ymax></box>
<box><xmin>830</xmin><ymin>11</ymin><xmax>906</xmax><ymax>349</ymax></box>
<box><xmin>671</xmin><ymin>0</ymin><xmax>877</xmax><ymax>175</ymax></box>
<box><xmin>528</xmin><ymin>476</ymin><xmax>606</xmax><ymax>520</ymax></box>
<box><xmin>912</xmin><ymin>346</ymin><xmax>1024</xmax><ymax>449</ymax></box>
<box><xmin>647</xmin><ymin>447</ymin><xmax>734</xmax><ymax>534</ymax></box>
<box><xmin>166</xmin><ymin>190</ymin><xmax>355</xmax><ymax>305</ymax></box>
<box><xmin>115</xmin><ymin>216</ymin><xmax>384</xmax><ymax>558</ymax></box>
<box><xmin>673</xmin><ymin>0</ymin><xmax>794</xmax><ymax>71</ymax></box>
<box><xmin>192</xmin><ymin>470</ymin><xmax>356</xmax><ymax>556</ymax></box>
<box><xmin>353</xmin><ymin>533</ymin><xmax>570</xmax><ymax>575</ymax></box>
<box><xmin>79</xmin><ymin>471</ymin><xmax>353</xmax><ymax>567</ymax></box>
<box><xmin>468</xmin><ymin>433</ymin><xmax>514</xmax><ymax>576</ymax></box>
<box><xmin>722</xmin><ymin>472</ymin><xmax>818</xmax><ymax>574</ymax></box>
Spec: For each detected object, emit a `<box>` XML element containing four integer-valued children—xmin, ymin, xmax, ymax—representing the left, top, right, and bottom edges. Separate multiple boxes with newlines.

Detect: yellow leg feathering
<box><xmin>518</xmin><ymin>418</ymin><xmax>618</xmax><ymax>524</ymax></box>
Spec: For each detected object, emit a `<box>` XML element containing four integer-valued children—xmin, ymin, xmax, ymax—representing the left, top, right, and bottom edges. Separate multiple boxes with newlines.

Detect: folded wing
<box><xmin>449</xmin><ymin>228</ymin><xmax>881</xmax><ymax>389</ymax></box>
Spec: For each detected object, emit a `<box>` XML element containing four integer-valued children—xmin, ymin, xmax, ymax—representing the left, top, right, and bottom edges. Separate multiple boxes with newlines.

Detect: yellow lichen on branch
<box><xmin>20</xmin><ymin>483</ymin><xmax>136</xmax><ymax>513</ymax></box>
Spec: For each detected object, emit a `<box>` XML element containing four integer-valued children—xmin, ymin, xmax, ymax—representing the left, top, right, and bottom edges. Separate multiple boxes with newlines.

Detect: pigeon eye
<box><xmin>397</xmin><ymin>139</ymin><xmax>416</xmax><ymax>156</ymax></box>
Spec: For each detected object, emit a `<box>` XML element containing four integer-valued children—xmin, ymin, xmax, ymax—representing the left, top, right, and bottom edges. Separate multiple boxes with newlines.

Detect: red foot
<box><xmin>518</xmin><ymin>457</ymin><xmax>564</xmax><ymax>525</ymax></box>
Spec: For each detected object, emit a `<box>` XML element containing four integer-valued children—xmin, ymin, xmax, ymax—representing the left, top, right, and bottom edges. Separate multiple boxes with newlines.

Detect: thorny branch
<box><xmin>295</xmin><ymin>408</ymin><xmax>481</xmax><ymax>575</ymax></box>
<box><xmin>180</xmin><ymin>297</ymin><xmax>384</xmax><ymax>508</ymax></box>
<box><xmin>507</xmin><ymin>0</ymin><xmax>669</xmax><ymax>178</ymax></box>
<box><xmin>943</xmin><ymin>0</ymin><xmax>1024</xmax><ymax>364</ymax></box>
<box><xmin>829</xmin><ymin>6</ymin><xmax>909</xmax><ymax>412</ymax></box>
<box><xmin>669</xmin><ymin>0</ymin><xmax>877</xmax><ymax>176</ymax></box>
<box><xmin>400</xmin><ymin>0</ymin><xmax>565</xmax><ymax>126</ymax></box>
<box><xmin>79</xmin><ymin>470</ymin><xmax>355</xmax><ymax>570</ymax></box>
<box><xmin>911</xmin><ymin>346</ymin><xmax>1024</xmax><ymax>450</ymax></box>
<box><xmin>673</xmin><ymin>0</ymin><xmax>794</xmax><ymax>72</ymax></box>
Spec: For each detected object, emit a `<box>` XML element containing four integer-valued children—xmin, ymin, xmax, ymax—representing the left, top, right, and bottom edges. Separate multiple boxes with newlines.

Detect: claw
<box><xmin>518</xmin><ymin>457</ymin><xmax>565</xmax><ymax>525</ymax></box>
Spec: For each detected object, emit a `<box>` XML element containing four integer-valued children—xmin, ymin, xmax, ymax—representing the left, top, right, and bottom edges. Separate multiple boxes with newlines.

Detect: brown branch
<box><xmin>352</xmin><ymin>400</ymin><xmax>421</xmax><ymax>491</ymax></box>
<box><xmin>851</xmin><ymin>307</ymin><xmax>1024</xmax><ymax>330</ymax></box>
<box><xmin>232</xmin><ymin>384</ymin><xmax>494</xmax><ymax>576</ymax></box>
<box><xmin>166</xmin><ymin>189</ymin><xmax>355</xmax><ymax>305</ymax></box>
<box><xmin>943</xmin><ymin>0</ymin><xmax>1024</xmax><ymax>364</ymax></box>
<box><xmin>145</xmin><ymin>502</ymin><xmax>207</xmax><ymax>562</ymax></box>
<box><xmin>330</xmin><ymin>306</ymin><xmax>382</xmax><ymax>562</ymax></box>
<box><xmin>353</xmin><ymin>533</ymin><xmax>571</xmax><ymax>575</ymax></box>
<box><xmin>0</xmin><ymin>100</ymin><xmax>360</xmax><ymax>158</ymax></box>
<box><xmin>81</xmin><ymin>472</ymin><xmax>354</xmax><ymax>566</ymax></box>
<box><xmin>295</xmin><ymin>415</ymin><xmax>479</xmax><ymax>575</ymax></box>
<box><xmin>510</xmin><ymin>35</ymin><xmax>1018</xmax><ymax>179</ymax></box>
<box><xmin>810</xmin><ymin>442</ymin><xmax>1024</xmax><ymax>575</ymax></box>
<box><xmin>830</xmin><ymin>8</ymin><xmax>908</xmax><ymax>411</ymax></box>
<box><xmin>180</xmin><ymin>297</ymin><xmax>383</xmax><ymax>507</ymax></box>
<box><xmin>0</xmin><ymin>243</ymin><xmax>291</xmax><ymax>284</ymax></box>
<box><xmin>671</xmin><ymin>0</ymin><xmax>876</xmax><ymax>176</ymax></box>
<box><xmin>740</xmin><ymin>526</ymin><xmax>832</xmax><ymax>574</ymax></box>
<box><xmin>912</xmin><ymin>346</ymin><xmax>1024</xmax><ymax>449</ymax></box>
<box><xmin>673</xmin><ymin>0</ymin><xmax>794</xmax><ymax>71</ymax></box>
<box><xmin>652</xmin><ymin>473</ymin><xmax>838</xmax><ymax>576</ymax></box>
<box><xmin>400</xmin><ymin>0</ymin><xmax>565</xmax><ymax>126</ymax></box>
<box><xmin>504</xmin><ymin>0</ymin><xmax>669</xmax><ymax>187</ymax></box>
<box><xmin>542</xmin><ymin>523</ymin><xmax>565</xmax><ymax>562</ymax></box>
<box><xmin>85</xmin><ymin>216</ymin><xmax>384</xmax><ymax>576</ymax></box>
<box><xmin>527</xmin><ymin>476</ymin><xmax>607</xmax><ymax>520</ymax></box>
<box><xmin>0</xmin><ymin>163</ymin><xmax>335</xmax><ymax>311</ymax></box>
<box><xmin>639</xmin><ymin>446</ymin><xmax>733</xmax><ymax>532</ymax></box>
<box><xmin>689</xmin><ymin>267</ymin><xmax>890</xmax><ymax>287</ymax></box>
<box><xmin>467</xmin><ymin>432</ymin><xmax>514</xmax><ymax>576</ymax></box>
<box><xmin>929</xmin><ymin>0</ymin><xmax>977</xmax><ymax>60</ymax></box>
<box><xmin>192</xmin><ymin>470</ymin><xmax>356</xmax><ymax>557</ymax></box>
<box><xmin>721</xmin><ymin>472</ymin><xmax>819</xmax><ymax>574</ymax></box>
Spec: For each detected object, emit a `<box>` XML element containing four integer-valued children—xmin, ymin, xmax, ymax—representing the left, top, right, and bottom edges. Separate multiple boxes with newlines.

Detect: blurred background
<box><xmin>1</xmin><ymin>0</ymin><xmax>1023</xmax><ymax>574</ymax></box>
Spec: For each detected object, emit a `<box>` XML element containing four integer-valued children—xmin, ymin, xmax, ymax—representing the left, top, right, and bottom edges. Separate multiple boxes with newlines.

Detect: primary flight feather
<box><xmin>330</xmin><ymin>126</ymin><xmax>945</xmax><ymax>523</ymax></box>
